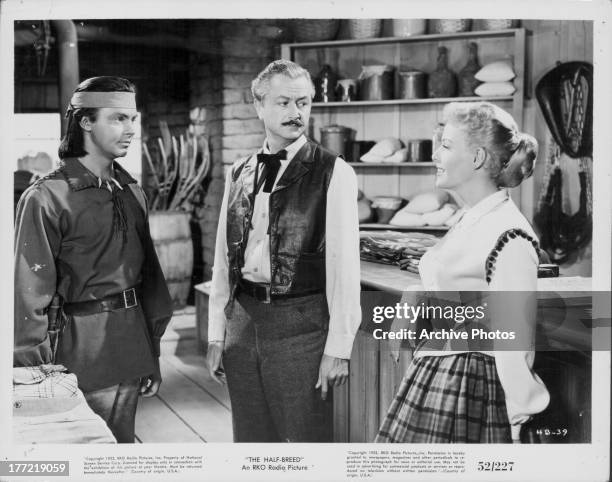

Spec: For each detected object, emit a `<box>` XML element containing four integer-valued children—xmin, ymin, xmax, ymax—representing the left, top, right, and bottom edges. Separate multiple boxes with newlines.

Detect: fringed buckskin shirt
<box><xmin>14</xmin><ymin>158</ymin><xmax>173</xmax><ymax>392</ymax></box>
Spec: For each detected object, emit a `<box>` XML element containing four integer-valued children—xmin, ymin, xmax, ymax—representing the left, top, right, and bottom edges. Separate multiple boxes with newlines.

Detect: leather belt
<box><xmin>238</xmin><ymin>278</ymin><xmax>323</xmax><ymax>304</ymax></box>
<box><xmin>63</xmin><ymin>288</ymin><xmax>139</xmax><ymax>316</ymax></box>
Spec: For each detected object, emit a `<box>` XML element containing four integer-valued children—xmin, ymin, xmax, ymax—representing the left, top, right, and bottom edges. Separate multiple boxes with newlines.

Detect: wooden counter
<box><xmin>332</xmin><ymin>261</ymin><xmax>593</xmax><ymax>443</ymax></box>
<box><xmin>360</xmin><ymin>261</ymin><xmax>420</xmax><ymax>294</ymax></box>
<box><xmin>360</xmin><ymin>260</ymin><xmax>592</xmax><ymax>293</ymax></box>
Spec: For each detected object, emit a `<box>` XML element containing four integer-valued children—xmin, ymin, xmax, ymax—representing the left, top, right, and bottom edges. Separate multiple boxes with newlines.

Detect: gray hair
<box><xmin>251</xmin><ymin>59</ymin><xmax>315</xmax><ymax>101</ymax></box>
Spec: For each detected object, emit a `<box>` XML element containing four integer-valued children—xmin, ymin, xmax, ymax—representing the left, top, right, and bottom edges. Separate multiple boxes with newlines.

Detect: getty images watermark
<box><xmin>361</xmin><ymin>291</ymin><xmax>611</xmax><ymax>352</ymax></box>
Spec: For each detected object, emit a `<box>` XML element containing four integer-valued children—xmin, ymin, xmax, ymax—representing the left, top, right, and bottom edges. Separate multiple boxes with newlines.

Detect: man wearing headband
<box><xmin>14</xmin><ymin>76</ymin><xmax>173</xmax><ymax>443</ymax></box>
<box><xmin>207</xmin><ymin>60</ymin><xmax>361</xmax><ymax>442</ymax></box>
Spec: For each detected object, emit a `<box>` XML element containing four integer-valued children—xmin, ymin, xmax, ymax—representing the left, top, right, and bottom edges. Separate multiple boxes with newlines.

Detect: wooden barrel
<box><xmin>148</xmin><ymin>211</ymin><xmax>194</xmax><ymax>308</ymax></box>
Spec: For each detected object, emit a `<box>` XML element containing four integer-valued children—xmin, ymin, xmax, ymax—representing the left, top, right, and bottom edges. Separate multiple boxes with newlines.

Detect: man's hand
<box><xmin>207</xmin><ymin>341</ymin><xmax>226</xmax><ymax>385</ymax></box>
<box><xmin>315</xmin><ymin>354</ymin><xmax>349</xmax><ymax>400</ymax></box>
<box><xmin>140</xmin><ymin>358</ymin><xmax>162</xmax><ymax>397</ymax></box>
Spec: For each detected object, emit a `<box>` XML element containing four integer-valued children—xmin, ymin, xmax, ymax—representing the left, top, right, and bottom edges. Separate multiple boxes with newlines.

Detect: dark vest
<box><xmin>226</xmin><ymin>139</ymin><xmax>336</xmax><ymax>301</ymax></box>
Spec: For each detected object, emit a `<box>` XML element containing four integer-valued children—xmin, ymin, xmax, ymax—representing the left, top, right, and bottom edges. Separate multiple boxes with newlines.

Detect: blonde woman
<box><xmin>376</xmin><ymin>102</ymin><xmax>550</xmax><ymax>443</ymax></box>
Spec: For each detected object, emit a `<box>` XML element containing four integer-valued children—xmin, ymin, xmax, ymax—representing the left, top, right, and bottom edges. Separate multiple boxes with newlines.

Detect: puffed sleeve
<box><xmin>489</xmin><ymin>237</ymin><xmax>550</xmax><ymax>438</ymax></box>
<box><xmin>13</xmin><ymin>187</ymin><xmax>60</xmax><ymax>366</ymax></box>
<box><xmin>324</xmin><ymin>158</ymin><xmax>362</xmax><ymax>359</ymax></box>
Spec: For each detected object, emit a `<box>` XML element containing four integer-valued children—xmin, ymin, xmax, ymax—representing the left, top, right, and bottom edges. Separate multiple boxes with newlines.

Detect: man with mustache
<box><xmin>207</xmin><ymin>59</ymin><xmax>361</xmax><ymax>442</ymax></box>
<box><xmin>14</xmin><ymin>76</ymin><xmax>173</xmax><ymax>442</ymax></box>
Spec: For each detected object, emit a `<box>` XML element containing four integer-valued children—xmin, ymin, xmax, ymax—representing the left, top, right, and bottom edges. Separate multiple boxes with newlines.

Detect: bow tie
<box><xmin>257</xmin><ymin>149</ymin><xmax>287</xmax><ymax>193</ymax></box>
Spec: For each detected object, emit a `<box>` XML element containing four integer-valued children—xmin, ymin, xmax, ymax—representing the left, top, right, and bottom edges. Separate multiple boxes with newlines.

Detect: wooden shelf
<box><xmin>349</xmin><ymin>162</ymin><xmax>435</xmax><ymax>167</ymax></box>
<box><xmin>282</xmin><ymin>27</ymin><xmax>526</xmax><ymax>211</ymax></box>
<box><xmin>284</xmin><ymin>28</ymin><xmax>523</xmax><ymax>50</ymax></box>
<box><xmin>360</xmin><ymin>223</ymin><xmax>449</xmax><ymax>231</ymax></box>
<box><xmin>312</xmin><ymin>96</ymin><xmax>513</xmax><ymax>108</ymax></box>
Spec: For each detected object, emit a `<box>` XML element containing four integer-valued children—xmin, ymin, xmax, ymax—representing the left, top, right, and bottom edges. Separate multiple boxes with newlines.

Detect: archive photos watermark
<box><xmin>361</xmin><ymin>291</ymin><xmax>610</xmax><ymax>352</ymax></box>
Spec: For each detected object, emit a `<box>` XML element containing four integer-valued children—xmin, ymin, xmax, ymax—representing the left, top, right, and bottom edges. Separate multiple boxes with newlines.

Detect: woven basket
<box><xmin>481</xmin><ymin>19</ymin><xmax>520</xmax><ymax>31</ymax></box>
<box><xmin>391</xmin><ymin>19</ymin><xmax>427</xmax><ymax>37</ymax></box>
<box><xmin>347</xmin><ymin>19</ymin><xmax>382</xmax><ymax>39</ymax></box>
<box><xmin>293</xmin><ymin>19</ymin><xmax>339</xmax><ymax>42</ymax></box>
<box><xmin>429</xmin><ymin>19</ymin><xmax>472</xmax><ymax>34</ymax></box>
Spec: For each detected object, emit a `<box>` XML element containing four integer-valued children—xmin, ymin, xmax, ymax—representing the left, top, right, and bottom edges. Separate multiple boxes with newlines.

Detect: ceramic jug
<box><xmin>458</xmin><ymin>42</ymin><xmax>482</xmax><ymax>96</ymax></box>
<box><xmin>314</xmin><ymin>64</ymin><xmax>337</xmax><ymax>102</ymax></box>
<box><xmin>428</xmin><ymin>46</ymin><xmax>457</xmax><ymax>98</ymax></box>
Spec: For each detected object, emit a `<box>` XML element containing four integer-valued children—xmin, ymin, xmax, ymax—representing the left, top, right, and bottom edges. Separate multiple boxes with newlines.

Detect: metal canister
<box><xmin>407</xmin><ymin>139</ymin><xmax>433</xmax><ymax>162</ymax></box>
<box><xmin>399</xmin><ymin>71</ymin><xmax>427</xmax><ymax>99</ymax></box>
<box><xmin>320</xmin><ymin>125</ymin><xmax>354</xmax><ymax>158</ymax></box>
<box><xmin>358</xmin><ymin>65</ymin><xmax>395</xmax><ymax>101</ymax></box>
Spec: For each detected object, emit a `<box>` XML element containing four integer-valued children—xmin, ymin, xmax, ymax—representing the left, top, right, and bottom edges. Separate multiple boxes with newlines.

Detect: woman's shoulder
<box><xmin>484</xmin><ymin>196</ymin><xmax>538</xmax><ymax>240</ymax></box>
<box><xmin>482</xmin><ymin>198</ymin><xmax>539</xmax><ymax>285</ymax></box>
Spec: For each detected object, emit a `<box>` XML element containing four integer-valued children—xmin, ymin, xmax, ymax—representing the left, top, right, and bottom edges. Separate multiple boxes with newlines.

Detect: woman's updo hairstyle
<box><xmin>442</xmin><ymin>102</ymin><xmax>538</xmax><ymax>188</ymax></box>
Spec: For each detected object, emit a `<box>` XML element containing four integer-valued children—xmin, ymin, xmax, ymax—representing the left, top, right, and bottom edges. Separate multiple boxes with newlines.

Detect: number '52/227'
<box><xmin>477</xmin><ymin>461</ymin><xmax>514</xmax><ymax>471</ymax></box>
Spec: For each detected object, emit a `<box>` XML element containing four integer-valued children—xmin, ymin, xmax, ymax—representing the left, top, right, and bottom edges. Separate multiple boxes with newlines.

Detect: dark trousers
<box><xmin>83</xmin><ymin>378</ymin><xmax>140</xmax><ymax>443</ymax></box>
<box><xmin>223</xmin><ymin>292</ymin><xmax>333</xmax><ymax>442</ymax></box>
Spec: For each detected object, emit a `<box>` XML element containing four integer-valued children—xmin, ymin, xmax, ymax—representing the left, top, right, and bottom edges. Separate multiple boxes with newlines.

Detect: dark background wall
<box><xmin>15</xmin><ymin>19</ymin><xmax>192</xmax><ymax>140</ymax></box>
<box><xmin>14</xmin><ymin>18</ymin><xmax>287</xmax><ymax>287</ymax></box>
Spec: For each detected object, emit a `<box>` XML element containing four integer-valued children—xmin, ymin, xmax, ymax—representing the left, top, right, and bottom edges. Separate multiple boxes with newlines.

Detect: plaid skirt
<box><xmin>375</xmin><ymin>353</ymin><xmax>512</xmax><ymax>443</ymax></box>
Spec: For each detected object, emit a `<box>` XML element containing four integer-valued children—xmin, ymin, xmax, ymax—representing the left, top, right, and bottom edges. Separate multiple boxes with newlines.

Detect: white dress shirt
<box><xmin>208</xmin><ymin>135</ymin><xmax>362</xmax><ymax>359</ymax></box>
<box><xmin>417</xmin><ymin>189</ymin><xmax>550</xmax><ymax>431</ymax></box>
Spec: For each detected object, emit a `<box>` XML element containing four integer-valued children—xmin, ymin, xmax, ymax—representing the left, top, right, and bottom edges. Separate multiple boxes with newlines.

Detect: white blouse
<box><xmin>417</xmin><ymin>189</ymin><xmax>550</xmax><ymax>431</ymax></box>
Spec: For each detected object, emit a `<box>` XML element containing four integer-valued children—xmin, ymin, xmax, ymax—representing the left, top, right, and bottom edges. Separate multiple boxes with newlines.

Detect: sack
<box><xmin>475</xmin><ymin>60</ymin><xmax>516</xmax><ymax>82</ymax></box>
